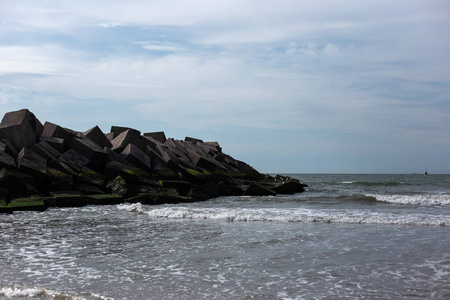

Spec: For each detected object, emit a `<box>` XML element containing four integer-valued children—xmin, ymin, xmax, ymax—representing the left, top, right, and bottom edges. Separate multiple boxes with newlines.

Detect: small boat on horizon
<box><xmin>424</xmin><ymin>169</ymin><xmax>428</xmax><ymax>176</ymax></box>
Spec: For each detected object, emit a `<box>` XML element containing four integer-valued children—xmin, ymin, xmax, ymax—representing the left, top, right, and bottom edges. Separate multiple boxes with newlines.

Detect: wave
<box><xmin>367</xmin><ymin>194</ymin><xmax>450</xmax><ymax>206</ymax></box>
<box><xmin>118</xmin><ymin>204</ymin><xmax>450</xmax><ymax>226</ymax></box>
<box><xmin>340</xmin><ymin>181</ymin><xmax>405</xmax><ymax>186</ymax></box>
<box><xmin>0</xmin><ymin>286</ymin><xmax>114</xmax><ymax>300</ymax></box>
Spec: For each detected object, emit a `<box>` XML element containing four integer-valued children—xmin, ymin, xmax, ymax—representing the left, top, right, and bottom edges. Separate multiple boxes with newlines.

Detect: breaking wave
<box><xmin>122</xmin><ymin>205</ymin><xmax>450</xmax><ymax>226</ymax></box>
<box><xmin>367</xmin><ymin>194</ymin><xmax>450</xmax><ymax>206</ymax></box>
<box><xmin>0</xmin><ymin>286</ymin><xmax>114</xmax><ymax>300</ymax></box>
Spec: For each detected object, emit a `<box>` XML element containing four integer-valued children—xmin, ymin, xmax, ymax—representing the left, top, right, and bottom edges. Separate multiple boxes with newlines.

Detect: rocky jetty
<box><xmin>0</xmin><ymin>109</ymin><xmax>307</xmax><ymax>213</ymax></box>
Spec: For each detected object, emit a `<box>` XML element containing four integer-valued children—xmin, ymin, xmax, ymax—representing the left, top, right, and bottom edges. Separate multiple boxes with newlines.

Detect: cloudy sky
<box><xmin>1</xmin><ymin>1</ymin><xmax>449</xmax><ymax>173</ymax></box>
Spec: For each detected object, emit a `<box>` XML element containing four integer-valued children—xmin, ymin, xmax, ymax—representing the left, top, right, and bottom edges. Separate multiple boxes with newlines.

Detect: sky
<box><xmin>1</xmin><ymin>0</ymin><xmax>450</xmax><ymax>174</ymax></box>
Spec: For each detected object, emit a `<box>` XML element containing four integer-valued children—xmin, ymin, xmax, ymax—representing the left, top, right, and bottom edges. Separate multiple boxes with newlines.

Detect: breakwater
<box><xmin>0</xmin><ymin>109</ymin><xmax>306</xmax><ymax>213</ymax></box>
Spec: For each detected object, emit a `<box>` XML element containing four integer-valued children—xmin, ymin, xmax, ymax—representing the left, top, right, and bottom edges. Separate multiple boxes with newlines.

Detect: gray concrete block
<box><xmin>83</xmin><ymin>126</ymin><xmax>112</xmax><ymax>149</ymax></box>
<box><xmin>111</xmin><ymin>129</ymin><xmax>145</xmax><ymax>152</ymax></box>
<box><xmin>59</xmin><ymin>149</ymin><xmax>90</xmax><ymax>173</ymax></box>
<box><xmin>144</xmin><ymin>131</ymin><xmax>166</xmax><ymax>143</ymax></box>
<box><xmin>17</xmin><ymin>147</ymin><xmax>47</xmax><ymax>175</ymax></box>
<box><xmin>42</xmin><ymin>121</ymin><xmax>77</xmax><ymax>150</ymax></box>
<box><xmin>121</xmin><ymin>144</ymin><xmax>152</xmax><ymax>172</ymax></box>
<box><xmin>185</xmin><ymin>137</ymin><xmax>203</xmax><ymax>144</ymax></box>
<box><xmin>110</xmin><ymin>126</ymin><xmax>140</xmax><ymax>139</ymax></box>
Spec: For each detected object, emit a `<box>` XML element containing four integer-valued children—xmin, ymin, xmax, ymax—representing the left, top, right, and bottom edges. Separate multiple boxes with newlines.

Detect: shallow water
<box><xmin>1</xmin><ymin>174</ymin><xmax>449</xmax><ymax>299</ymax></box>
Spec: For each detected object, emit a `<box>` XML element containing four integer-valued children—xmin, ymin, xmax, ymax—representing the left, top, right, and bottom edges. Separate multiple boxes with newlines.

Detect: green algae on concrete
<box><xmin>0</xmin><ymin>196</ymin><xmax>46</xmax><ymax>213</ymax></box>
<box><xmin>44</xmin><ymin>194</ymin><xmax>89</xmax><ymax>208</ymax></box>
<box><xmin>87</xmin><ymin>194</ymin><xmax>124</xmax><ymax>205</ymax></box>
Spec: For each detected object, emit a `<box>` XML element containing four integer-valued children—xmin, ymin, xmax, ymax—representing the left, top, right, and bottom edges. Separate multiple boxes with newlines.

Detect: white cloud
<box><xmin>97</xmin><ymin>23</ymin><xmax>124</xmax><ymax>28</ymax></box>
<box><xmin>0</xmin><ymin>46</ymin><xmax>66</xmax><ymax>75</ymax></box>
<box><xmin>1</xmin><ymin>0</ymin><xmax>450</xmax><ymax>172</ymax></box>
<box><xmin>137</xmin><ymin>42</ymin><xmax>187</xmax><ymax>52</ymax></box>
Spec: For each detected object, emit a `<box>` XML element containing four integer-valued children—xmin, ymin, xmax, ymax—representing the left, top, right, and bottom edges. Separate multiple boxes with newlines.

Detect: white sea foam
<box><xmin>0</xmin><ymin>286</ymin><xmax>85</xmax><ymax>299</ymax></box>
<box><xmin>0</xmin><ymin>286</ymin><xmax>115</xmax><ymax>300</ymax></box>
<box><xmin>367</xmin><ymin>194</ymin><xmax>450</xmax><ymax>206</ymax></box>
<box><xmin>0</xmin><ymin>286</ymin><xmax>46</xmax><ymax>297</ymax></box>
<box><xmin>117</xmin><ymin>203</ymin><xmax>148</xmax><ymax>213</ymax></box>
<box><xmin>144</xmin><ymin>206</ymin><xmax>449</xmax><ymax>226</ymax></box>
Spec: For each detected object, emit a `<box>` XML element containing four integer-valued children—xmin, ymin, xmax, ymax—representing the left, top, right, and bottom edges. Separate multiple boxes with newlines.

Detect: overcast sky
<box><xmin>1</xmin><ymin>1</ymin><xmax>449</xmax><ymax>173</ymax></box>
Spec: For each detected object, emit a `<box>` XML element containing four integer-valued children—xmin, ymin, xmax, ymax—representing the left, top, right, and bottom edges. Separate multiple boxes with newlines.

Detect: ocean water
<box><xmin>1</xmin><ymin>174</ymin><xmax>449</xmax><ymax>299</ymax></box>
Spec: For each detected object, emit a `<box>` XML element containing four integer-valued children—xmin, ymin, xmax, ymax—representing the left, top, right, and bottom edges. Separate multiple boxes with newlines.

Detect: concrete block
<box><xmin>77</xmin><ymin>167</ymin><xmax>105</xmax><ymax>188</ymax></box>
<box><xmin>144</xmin><ymin>131</ymin><xmax>166</xmax><ymax>143</ymax></box>
<box><xmin>83</xmin><ymin>126</ymin><xmax>112</xmax><ymax>149</ymax></box>
<box><xmin>17</xmin><ymin>147</ymin><xmax>47</xmax><ymax>175</ymax></box>
<box><xmin>244</xmin><ymin>182</ymin><xmax>276</xmax><ymax>196</ymax></box>
<box><xmin>42</xmin><ymin>121</ymin><xmax>77</xmax><ymax>150</ymax></box>
<box><xmin>0</xmin><ymin>139</ymin><xmax>19</xmax><ymax>158</ymax></box>
<box><xmin>0</xmin><ymin>109</ymin><xmax>43</xmax><ymax>149</ymax></box>
<box><xmin>40</xmin><ymin>136</ymin><xmax>65</xmax><ymax>153</ymax></box>
<box><xmin>204</xmin><ymin>141</ymin><xmax>222</xmax><ymax>153</ymax></box>
<box><xmin>0</xmin><ymin>124</ymin><xmax>39</xmax><ymax>151</ymax></box>
<box><xmin>105</xmin><ymin>132</ymin><xmax>114</xmax><ymax>142</ymax></box>
<box><xmin>142</xmin><ymin>136</ymin><xmax>163</xmax><ymax>155</ymax></box>
<box><xmin>185</xmin><ymin>137</ymin><xmax>203</xmax><ymax>144</ymax></box>
<box><xmin>186</xmin><ymin>148</ymin><xmax>226</xmax><ymax>171</ymax></box>
<box><xmin>110</xmin><ymin>126</ymin><xmax>140</xmax><ymax>139</ymax></box>
<box><xmin>146</xmin><ymin>147</ymin><xmax>174</xmax><ymax>175</ymax></box>
<box><xmin>111</xmin><ymin>129</ymin><xmax>145</xmax><ymax>152</ymax></box>
<box><xmin>31</xmin><ymin>141</ymin><xmax>61</xmax><ymax>162</ymax></box>
<box><xmin>69</xmin><ymin>137</ymin><xmax>108</xmax><ymax>170</ymax></box>
<box><xmin>59</xmin><ymin>149</ymin><xmax>90</xmax><ymax>173</ymax></box>
<box><xmin>0</xmin><ymin>151</ymin><xmax>16</xmax><ymax>169</ymax></box>
<box><xmin>120</xmin><ymin>143</ymin><xmax>152</xmax><ymax>172</ymax></box>
<box><xmin>156</xmin><ymin>145</ymin><xmax>180</xmax><ymax>171</ymax></box>
<box><xmin>272</xmin><ymin>180</ymin><xmax>306</xmax><ymax>194</ymax></box>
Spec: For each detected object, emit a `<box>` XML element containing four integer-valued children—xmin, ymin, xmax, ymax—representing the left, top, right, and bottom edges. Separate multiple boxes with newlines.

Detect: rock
<box><xmin>144</xmin><ymin>131</ymin><xmax>166</xmax><ymax>143</ymax></box>
<box><xmin>83</xmin><ymin>126</ymin><xmax>112</xmax><ymax>149</ymax></box>
<box><xmin>244</xmin><ymin>182</ymin><xmax>276</xmax><ymax>196</ymax></box>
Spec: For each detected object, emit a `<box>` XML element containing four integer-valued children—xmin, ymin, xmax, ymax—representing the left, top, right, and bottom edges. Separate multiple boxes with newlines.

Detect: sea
<box><xmin>1</xmin><ymin>174</ymin><xmax>449</xmax><ymax>299</ymax></box>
